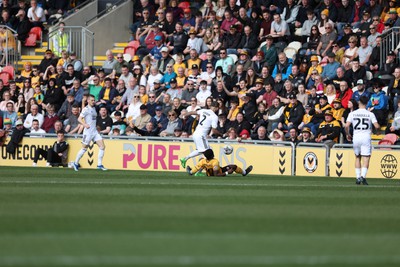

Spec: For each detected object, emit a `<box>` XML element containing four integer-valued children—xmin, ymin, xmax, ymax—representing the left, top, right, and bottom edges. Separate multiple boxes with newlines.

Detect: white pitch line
<box><xmin>1</xmin><ymin>255</ymin><xmax>400</xmax><ymax>266</ymax></box>
<box><xmin>0</xmin><ymin>179</ymin><xmax>397</xmax><ymax>189</ymax></box>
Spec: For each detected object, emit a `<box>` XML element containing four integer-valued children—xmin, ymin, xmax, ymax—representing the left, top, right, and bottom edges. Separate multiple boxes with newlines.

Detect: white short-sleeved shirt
<box><xmin>347</xmin><ymin>108</ymin><xmax>377</xmax><ymax>156</ymax></box>
<box><xmin>27</xmin><ymin>6</ymin><xmax>46</xmax><ymax>22</ymax></box>
<box><xmin>346</xmin><ymin>108</ymin><xmax>377</xmax><ymax>138</ymax></box>
<box><xmin>193</xmin><ymin>109</ymin><xmax>218</xmax><ymax>137</ymax></box>
<box><xmin>80</xmin><ymin>105</ymin><xmax>98</xmax><ymax>135</ymax></box>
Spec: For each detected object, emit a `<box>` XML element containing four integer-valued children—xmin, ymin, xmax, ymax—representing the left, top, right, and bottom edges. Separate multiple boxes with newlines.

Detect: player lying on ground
<box><xmin>186</xmin><ymin>148</ymin><xmax>253</xmax><ymax>177</ymax></box>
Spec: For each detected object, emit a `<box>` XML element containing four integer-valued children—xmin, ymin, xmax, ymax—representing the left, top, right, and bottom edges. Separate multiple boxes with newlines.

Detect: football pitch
<box><xmin>1</xmin><ymin>166</ymin><xmax>400</xmax><ymax>267</ymax></box>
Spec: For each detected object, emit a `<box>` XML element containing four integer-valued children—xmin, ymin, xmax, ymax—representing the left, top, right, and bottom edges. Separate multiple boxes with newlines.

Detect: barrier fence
<box><xmin>0</xmin><ymin>136</ymin><xmax>399</xmax><ymax>179</ymax></box>
<box><xmin>0</xmin><ymin>25</ymin><xmax>19</xmax><ymax>68</ymax></box>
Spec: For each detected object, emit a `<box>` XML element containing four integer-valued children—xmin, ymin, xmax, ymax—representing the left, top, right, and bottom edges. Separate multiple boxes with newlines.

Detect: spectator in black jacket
<box><xmin>39</xmin><ymin>49</ymin><xmax>58</xmax><ymax>73</ymax></box>
<box><xmin>278</xmin><ymin>92</ymin><xmax>305</xmax><ymax>133</ymax></box>
<box><xmin>32</xmin><ymin>130</ymin><xmax>69</xmax><ymax>167</ymax></box>
<box><xmin>13</xmin><ymin>9</ymin><xmax>31</xmax><ymax>42</ymax></box>
<box><xmin>237</xmin><ymin>25</ymin><xmax>258</xmax><ymax>57</ymax></box>
<box><xmin>223</xmin><ymin>24</ymin><xmax>241</xmax><ymax>55</ymax></box>
<box><xmin>133</xmin><ymin>121</ymin><xmax>160</xmax><ymax>136</ymax></box>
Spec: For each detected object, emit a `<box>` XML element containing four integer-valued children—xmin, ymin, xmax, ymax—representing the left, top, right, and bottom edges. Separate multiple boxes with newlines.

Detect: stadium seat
<box><xmin>228</xmin><ymin>54</ymin><xmax>238</xmax><ymax>63</ymax></box>
<box><xmin>123</xmin><ymin>46</ymin><xmax>136</xmax><ymax>58</ymax></box>
<box><xmin>287</xmin><ymin>41</ymin><xmax>302</xmax><ymax>52</ymax></box>
<box><xmin>378</xmin><ymin>134</ymin><xmax>399</xmax><ymax>148</ymax></box>
<box><xmin>258</xmin><ymin>41</ymin><xmax>267</xmax><ymax>51</ymax></box>
<box><xmin>0</xmin><ymin>72</ymin><xmax>11</xmax><ymax>85</ymax></box>
<box><xmin>283</xmin><ymin>47</ymin><xmax>297</xmax><ymax>60</ymax></box>
<box><xmin>30</xmin><ymin>27</ymin><xmax>42</xmax><ymax>40</ymax></box>
<box><xmin>366</xmin><ymin>71</ymin><xmax>373</xmax><ymax>80</ymax></box>
<box><xmin>24</xmin><ymin>27</ymin><xmax>42</xmax><ymax>47</ymax></box>
<box><xmin>123</xmin><ymin>53</ymin><xmax>132</xmax><ymax>62</ymax></box>
<box><xmin>178</xmin><ymin>2</ymin><xmax>190</xmax><ymax>10</ymax></box>
<box><xmin>127</xmin><ymin>40</ymin><xmax>140</xmax><ymax>50</ymax></box>
<box><xmin>24</xmin><ymin>33</ymin><xmax>37</xmax><ymax>46</ymax></box>
<box><xmin>2</xmin><ymin>65</ymin><xmax>14</xmax><ymax>79</ymax></box>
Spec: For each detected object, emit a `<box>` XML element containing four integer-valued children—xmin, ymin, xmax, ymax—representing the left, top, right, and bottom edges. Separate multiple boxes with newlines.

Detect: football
<box><xmin>223</xmin><ymin>145</ymin><xmax>233</xmax><ymax>155</ymax></box>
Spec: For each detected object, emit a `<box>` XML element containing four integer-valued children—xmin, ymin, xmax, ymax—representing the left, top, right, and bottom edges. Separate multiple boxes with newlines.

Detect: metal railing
<box><xmin>85</xmin><ymin>0</ymin><xmax>129</xmax><ymax>26</ymax></box>
<box><xmin>48</xmin><ymin>26</ymin><xmax>94</xmax><ymax>66</ymax></box>
<box><xmin>49</xmin><ymin>0</ymin><xmax>95</xmax><ymax>26</ymax></box>
<box><xmin>0</xmin><ymin>25</ymin><xmax>19</xmax><ymax>69</ymax></box>
<box><xmin>380</xmin><ymin>27</ymin><xmax>400</xmax><ymax>67</ymax></box>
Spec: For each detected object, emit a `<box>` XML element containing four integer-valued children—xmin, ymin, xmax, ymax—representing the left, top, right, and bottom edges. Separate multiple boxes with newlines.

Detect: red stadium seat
<box><xmin>178</xmin><ymin>2</ymin><xmax>190</xmax><ymax>10</ymax></box>
<box><xmin>2</xmin><ymin>65</ymin><xmax>14</xmax><ymax>79</ymax></box>
<box><xmin>24</xmin><ymin>27</ymin><xmax>42</xmax><ymax>47</ymax></box>
<box><xmin>378</xmin><ymin>134</ymin><xmax>398</xmax><ymax>146</ymax></box>
<box><xmin>30</xmin><ymin>27</ymin><xmax>42</xmax><ymax>40</ymax></box>
<box><xmin>127</xmin><ymin>40</ymin><xmax>140</xmax><ymax>50</ymax></box>
<box><xmin>124</xmin><ymin>46</ymin><xmax>136</xmax><ymax>58</ymax></box>
<box><xmin>24</xmin><ymin>33</ymin><xmax>37</xmax><ymax>46</ymax></box>
<box><xmin>0</xmin><ymin>72</ymin><xmax>11</xmax><ymax>85</ymax></box>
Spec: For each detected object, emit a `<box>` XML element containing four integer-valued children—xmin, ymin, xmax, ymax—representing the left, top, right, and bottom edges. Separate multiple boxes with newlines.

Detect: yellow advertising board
<box><xmin>295</xmin><ymin>146</ymin><xmax>327</xmax><ymax>176</ymax></box>
<box><xmin>0</xmin><ymin>138</ymin><xmax>293</xmax><ymax>176</ymax></box>
<box><xmin>330</xmin><ymin>147</ymin><xmax>400</xmax><ymax>179</ymax></box>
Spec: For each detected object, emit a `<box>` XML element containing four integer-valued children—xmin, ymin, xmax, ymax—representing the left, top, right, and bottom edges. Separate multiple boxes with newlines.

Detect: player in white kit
<box><xmin>73</xmin><ymin>95</ymin><xmax>107</xmax><ymax>171</ymax></box>
<box><xmin>180</xmin><ymin>101</ymin><xmax>220</xmax><ymax>168</ymax></box>
<box><xmin>345</xmin><ymin>96</ymin><xmax>380</xmax><ymax>185</ymax></box>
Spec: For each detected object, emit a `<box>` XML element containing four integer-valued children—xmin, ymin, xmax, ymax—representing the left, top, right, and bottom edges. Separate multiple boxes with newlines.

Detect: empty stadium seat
<box><xmin>178</xmin><ymin>2</ymin><xmax>190</xmax><ymax>10</ymax></box>
<box><xmin>366</xmin><ymin>71</ymin><xmax>373</xmax><ymax>80</ymax></box>
<box><xmin>24</xmin><ymin>33</ymin><xmax>37</xmax><ymax>46</ymax></box>
<box><xmin>228</xmin><ymin>54</ymin><xmax>238</xmax><ymax>63</ymax></box>
<box><xmin>378</xmin><ymin>134</ymin><xmax>399</xmax><ymax>149</ymax></box>
<box><xmin>123</xmin><ymin>53</ymin><xmax>132</xmax><ymax>62</ymax></box>
<box><xmin>24</xmin><ymin>27</ymin><xmax>42</xmax><ymax>47</ymax></box>
<box><xmin>2</xmin><ymin>65</ymin><xmax>14</xmax><ymax>79</ymax></box>
<box><xmin>283</xmin><ymin>47</ymin><xmax>297</xmax><ymax>60</ymax></box>
<box><xmin>123</xmin><ymin>46</ymin><xmax>136</xmax><ymax>58</ymax></box>
<box><xmin>30</xmin><ymin>27</ymin><xmax>42</xmax><ymax>40</ymax></box>
<box><xmin>127</xmin><ymin>40</ymin><xmax>140</xmax><ymax>50</ymax></box>
<box><xmin>287</xmin><ymin>41</ymin><xmax>302</xmax><ymax>52</ymax></box>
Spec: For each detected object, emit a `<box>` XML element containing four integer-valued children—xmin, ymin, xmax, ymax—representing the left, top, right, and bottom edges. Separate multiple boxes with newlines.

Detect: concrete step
<box><xmin>94</xmin><ymin>56</ymin><xmax>107</xmax><ymax>61</ymax></box>
<box><xmin>111</xmin><ymin>49</ymin><xmax>124</xmax><ymax>54</ymax></box>
<box><xmin>18</xmin><ymin>60</ymin><xmax>41</xmax><ymax>66</ymax></box>
<box><xmin>88</xmin><ymin>61</ymin><xmax>103</xmax><ymax>67</ymax></box>
<box><xmin>114</xmin><ymin>42</ymin><xmax>128</xmax><ymax>48</ymax></box>
<box><xmin>371</xmin><ymin>134</ymin><xmax>385</xmax><ymax>140</ymax></box>
<box><xmin>21</xmin><ymin>55</ymin><xmax>44</xmax><ymax>60</ymax></box>
<box><xmin>35</xmin><ymin>48</ymin><xmax>47</xmax><ymax>54</ymax></box>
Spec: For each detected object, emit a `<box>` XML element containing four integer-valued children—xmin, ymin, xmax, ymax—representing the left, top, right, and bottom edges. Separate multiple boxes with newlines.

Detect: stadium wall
<box><xmin>1</xmin><ymin>138</ymin><xmax>398</xmax><ymax>179</ymax></box>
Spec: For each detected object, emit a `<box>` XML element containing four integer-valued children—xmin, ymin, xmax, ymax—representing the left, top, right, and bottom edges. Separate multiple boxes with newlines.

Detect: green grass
<box><xmin>0</xmin><ymin>166</ymin><xmax>400</xmax><ymax>266</ymax></box>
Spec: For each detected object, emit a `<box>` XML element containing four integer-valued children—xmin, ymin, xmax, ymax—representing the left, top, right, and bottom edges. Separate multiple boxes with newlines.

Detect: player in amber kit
<box><xmin>73</xmin><ymin>95</ymin><xmax>107</xmax><ymax>171</ymax></box>
<box><xmin>186</xmin><ymin>149</ymin><xmax>253</xmax><ymax>177</ymax></box>
<box><xmin>345</xmin><ymin>96</ymin><xmax>380</xmax><ymax>185</ymax></box>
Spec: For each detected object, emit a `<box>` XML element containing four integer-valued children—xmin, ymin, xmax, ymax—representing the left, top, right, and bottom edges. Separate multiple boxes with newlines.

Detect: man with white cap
<box><xmin>156</xmin><ymin>46</ymin><xmax>175</xmax><ymax>74</ymax></box>
<box><xmin>352</xmin><ymin>79</ymin><xmax>370</xmax><ymax>102</ymax></box>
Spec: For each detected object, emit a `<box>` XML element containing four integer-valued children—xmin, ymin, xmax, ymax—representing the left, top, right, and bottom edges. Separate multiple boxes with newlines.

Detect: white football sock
<box><xmin>361</xmin><ymin>167</ymin><xmax>368</xmax><ymax>178</ymax></box>
<box><xmin>355</xmin><ymin>168</ymin><xmax>361</xmax><ymax>178</ymax></box>
<box><xmin>98</xmin><ymin>149</ymin><xmax>105</xmax><ymax>166</ymax></box>
<box><xmin>75</xmin><ymin>148</ymin><xmax>87</xmax><ymax>164</ymax></box>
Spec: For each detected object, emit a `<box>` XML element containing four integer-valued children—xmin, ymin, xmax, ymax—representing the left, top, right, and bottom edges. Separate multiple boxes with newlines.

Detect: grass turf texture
<box><xmin>0</xmin><ymin>167</ymin><xmax>400</xmax><ymax>267</ymax></box>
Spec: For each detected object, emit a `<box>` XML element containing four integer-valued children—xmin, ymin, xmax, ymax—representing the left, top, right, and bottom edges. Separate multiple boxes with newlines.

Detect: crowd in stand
<box><xmin>1</xmin><ymin>0</ymin><xmax>400</xmax><ymax>146</ymax></box>
<box><xmin>0</xmin><ymin>0</ymin><xmax>83</xmax><ymax>42</ymax></box>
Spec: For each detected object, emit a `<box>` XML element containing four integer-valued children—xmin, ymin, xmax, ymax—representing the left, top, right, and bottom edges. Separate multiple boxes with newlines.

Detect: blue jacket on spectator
<box><xmin>272</xmin><ymin>58</ymin><xmax>293</xmax><ymax>81</ymax></box>
<box><xmin>367</xmin><ymin>90</ymin><xmax>388</xmax><ymax>110</ymax></box>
